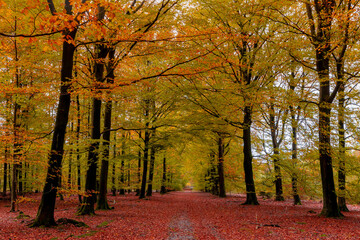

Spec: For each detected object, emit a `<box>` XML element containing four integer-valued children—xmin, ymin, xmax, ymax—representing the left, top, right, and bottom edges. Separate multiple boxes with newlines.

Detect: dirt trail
<box><xmin>165</xmin><ymin>191</ymin><xmax>222</xmax><ymax>240</ymax></box>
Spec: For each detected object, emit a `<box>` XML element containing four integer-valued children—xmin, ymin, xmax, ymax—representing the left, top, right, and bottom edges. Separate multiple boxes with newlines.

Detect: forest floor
<box><xmin>1</xmin><ymin>191</ymin><xmax>360</xmax><ymax>239</ymax></box>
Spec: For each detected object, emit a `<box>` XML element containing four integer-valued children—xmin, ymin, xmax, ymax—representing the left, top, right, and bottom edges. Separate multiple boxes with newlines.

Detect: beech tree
<box><xmin>77</xmin><ymin>4</ymin><xmax>109</xmax><ymax>216</ymax></box>
<box><xmin>29</xmin><ymin>0</ymin><xmax>87</xmax><ymax>226</ymax></box>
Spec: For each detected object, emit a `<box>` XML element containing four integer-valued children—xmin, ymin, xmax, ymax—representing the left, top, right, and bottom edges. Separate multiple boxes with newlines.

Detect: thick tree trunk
<box><xmin>31</xmin><ymin>27</ymin><xmax>77</xmax><ymax>226</ymax></box>
<box><xmin>306</xmin><ymin>0</ymin><xmax>341</xmax><ymax>218</ymax></box>
<box><xmin>210</xmin><ymin>153</ymin><xmax>219</xmax><ymax>196</ymax></box>
<box><xmin>242</xmin><ymin>106</ymin><xmax>259</xmax><ymax>205</ymax></box>
<box><xmin>160</xmin><ymin>156</ymin><xmax>167</xmax><ymax>194</ymax></box>
<box><xmin>217</xmin><ymin>136</ymin><xmax>226</xmax><ymax>198</ymax></box>
<box><xmin>146</xmin><ymin>145</ymin><xmax>155</xmax><ymax>197</ymax></box>
<box><xmin>319</xmin><ymin>103</ymin><xmax>341</xmax><ymax>217</ymax></box>
<box><xmin>317</xmin><ymin>43</ymin><xmax>342</xmax><ymax>217</ymax></box>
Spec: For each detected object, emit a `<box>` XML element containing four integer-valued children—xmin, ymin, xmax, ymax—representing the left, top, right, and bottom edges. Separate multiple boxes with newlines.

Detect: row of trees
<box><xmin>1</xmin><ymin>0</ymin><xmax>360</xmax><ymax>226</ymax></box>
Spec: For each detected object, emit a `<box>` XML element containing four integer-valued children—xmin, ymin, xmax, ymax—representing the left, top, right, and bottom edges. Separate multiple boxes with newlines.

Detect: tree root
<box><xmin>57</xmin><ymin>218</ymin><xmax>88</xmax><ymax>227</ymax></box>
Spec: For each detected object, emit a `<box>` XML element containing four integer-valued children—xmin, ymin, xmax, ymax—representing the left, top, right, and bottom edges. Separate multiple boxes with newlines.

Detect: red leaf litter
<box><xmin>1</xmin><ymin>191</ymin><xmax>360</xmax><ymax>239</ymax></box>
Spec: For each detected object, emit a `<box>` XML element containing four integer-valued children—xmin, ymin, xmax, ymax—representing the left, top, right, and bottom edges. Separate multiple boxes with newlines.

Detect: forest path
<box><xmin>1</xmin><ymin>191</ymin><xmax>360</xmax><ymax>239</ymax></box>
<box><xmin>166</xmin><ymin>191</ymin><xmax>222</xmax><ymax>240</ymax></box>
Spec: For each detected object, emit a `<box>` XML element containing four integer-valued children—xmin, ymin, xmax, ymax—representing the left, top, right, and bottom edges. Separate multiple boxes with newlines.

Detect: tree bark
<box><xmin>97</xmin><ymin>99</ymin><xmax>112</xmax><ymax>210</ymax></box>
<box><xmin>76</xmin><ymin>96</ymin><xmax>82</xmax><ymax>204</ymax></box>
<box><xmin>31</xmin><ymin>0</ymin><xmax>83</xmax><ymax>226</ymax></box>
<box><xmin>139</xmin><ymin>104</ymin><xmax>150</xmax><ymax>199</ymax></box>
<box><xmin>18</xmin><ymin>162</ymin><xmax>23</xmax><ymax>196</ymax></box>
<box><xmin>160</xmin><ymin>156</ymin><xmax>167</xmax><ymax>194</ymax></box>
<box><xmin>111</xmin><ymin>133</ymin><xmax>117</xmax><ymax>196</ymax></box>
<box><xmin>119</xmin><ymin>133</ymin><xmax>126</xmax><ymax>195</ymax></box>
<box><xmin>31</xmin><ymin>31</ymin><xmax>77</xmax><ymax>227</ymax></box>
<box><xmin>217</xmin><ymin>136</ymin><xmax>226</xmax><ymax>198</ymax></box>
<box><xmin>135</xmin><ymin>132</ymin><xmax>142</xmax><ymax>196</ymax></box>
<box><xmin>337</xmin><ymin>68</ymin><xmax>348</xmax><ymax>212</ymax></box>
<box><xmin>77</xmin><ymin>43</ymin><xmax>108</xmax><ymax>215</ymax></box>
<box><xmin>317</xmin><ymin>36</ymin><xmax>342</xmax><ymax>216</ymax></box>
<box><xmin>242</xmin><ymin>106</ymin><xmax>259</xmax><ymax>205</ymax></box>
<box><xmin>146</xmin><ymin>144</ymin><xmax>156</xmax><ymax>197</ymax></box>
<box><xmin>11</xmin><ymin>18</ymin><xmax>22</xmax><ymax>212</ymax></box>
<box><xmin>3</xmin><ymin>162</ymin><xmax>7</xmax><ymax>196</ymax></box>
<box><xmin>269</xmin><ymin>102</ymin><xmax>284</xmax><ymax>201</ymax></box>
<box><xmin>305</xmin><ymin>0</ymin><xmax>342</xmax><ymax>218</ymax></box>
<box><xmin>97</xmin><ymin>48</ymin><xmax>115</xmax><ymax>210</ymax></box>
<box><xmin>289</xmin><ymin>86</ymin><xmax>301</xmax><ymax>205</ymax></box>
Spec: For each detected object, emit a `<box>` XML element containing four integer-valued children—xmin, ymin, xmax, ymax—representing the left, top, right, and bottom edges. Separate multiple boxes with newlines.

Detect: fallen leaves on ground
<box><xmin>1</xmin><ymin>191</ymin><xmax>360</xmax><ymax>239</ymax></box>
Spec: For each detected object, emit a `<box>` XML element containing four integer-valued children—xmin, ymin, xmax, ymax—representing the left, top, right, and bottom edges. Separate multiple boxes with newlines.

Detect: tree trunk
<box><xmin>160</xmin><ymin>156</ymin><xmax>167</xmax><ymax>194</ymax></box>
<box><xmin>217</xmin><ymin>136</ymin><xmax>226</xmax><ymax>198</ymax></box>
<box><xmin>3</xmin><ymin>100</ymin><xmax>10</xmax><ymax>197</ymax></box>
<box><xmin>316</xmin><ymin>39</ymin><xmax>342</xmax><ymax>217</ymax></box>
<box><xmin>210</xmin><ymin>152</ymin><xmax>219</xmax><ymax>196</ymax></box>
<box><xmin>290</xmin><ymin>95</ymin><xmax>301</xmax><ymax>205</ymax></box>
<box><xmin>337</xmin><ymin>73</ymin><xmax>348</xmax><ymax>212</ymax></box>
<box><xmin>78</xmin><ymin>47</ymin><xmax>108</xmax><ymax>215</ymax></box>
<box><xmin>76</xmin><ymin>96</ymin><xmax>82</xmax><ymax>204</ymax></box>
<box><xmin>140</xmin><ymin>106</ymin><xmax>150</xmax><ymax>199</ymax></box>
<box><xmin>111</xmin><ymin>132</ymin><xmax>117</xmax><ymax>196</ymax></box>
<box><xmin>318</xmin><ymin>102</ymin><xmax>340</xmax><ymax>217</ymax></box>
<box><xmin>119</xmin><ymin>160</ymin><xmax>125</xmax><ymax>195</ymax></box>
<box><xmin>273</xmin><ymin>149</ymin><xmax>284</xmax><ymax>201</ymax></box>
<box><xmin>135</xmin><ymin>133</ymin><xmax>142</xmax><ymax>196</ymax></box>
<box><xmin>139</xmin><ymin>129</ymin><xmax>149</xmax><ymax>199</ymax></box>
<box><xmin>31</xmin><ymin>27</ymin><xmax>77</xmax><ymax>227</ymax></box>
<box><xmin>97</xmin><ymin>98</ymin><xmax>112</xmax><ymax>209</ymax></box>
<box><xmin>18</xmin><ymin>163</ymin><xmax>23</xmax><ymax>196</ymax></box>
<box><xmin>146</xmin><ymin>145</ymin><xmax>155</xmax><ymax>197</ymax></box>
<box><xmin>127</xmin><ymin>160</ymin><xmax>131</xmax><ymax>193</ymax></box>
<box><xmin>3</xmin><ymin>162</ymin><xmax>7</xmax><ymax>196</ymax></box>
<box><xmin>269</xmin><ymin>101</ymin><xmax>284</xmax><ymax>201</ymax></box>
<box><xmin>10</xmin><ymin>18</ymin><xmax>22</xmax><ymax>212</ymax></box>
<box><xmin>306</xmin><ymin>0</ymin><xmax>342</xmax><ymax>218</ymax></box>
<box><xmin>119</xmin><ymin>134</ymin><xmax>126</xmax><ymax>195</ymax></box>
<box><xmin>242</xmin><ymin>106</ymin><xmax>259</xmax><ymax>205</ymax></box>
<box><xmin>97</xmin><ymin>48</ymin><xmax>115</xmax><ymax>210</ymax></box>
<box><xmin>11</xmin><ymin>158</ymin><xmax>19</xmax><ymax>212</ymax></box>
<box><xmin>68</xmin><ymin>124</ymin><xmax>73</xmax><ymax>190</ymax></box>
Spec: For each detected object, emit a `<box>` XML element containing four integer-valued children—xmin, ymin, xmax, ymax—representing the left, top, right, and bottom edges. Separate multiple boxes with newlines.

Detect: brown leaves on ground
<box><xmin>1</xmin><ymin>191</ymin><xmax>360</xmax><ymax>239</ymax></box>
